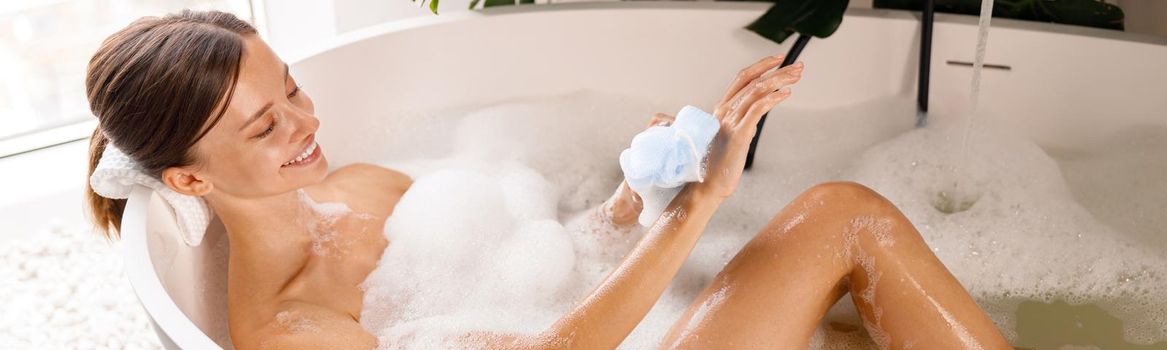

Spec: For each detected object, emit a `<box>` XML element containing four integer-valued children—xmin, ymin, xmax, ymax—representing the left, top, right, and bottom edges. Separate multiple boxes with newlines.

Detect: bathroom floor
<box><xmin>0</xmin><ymin>141</ymin><xmax>160</xmax><ymax>348</ymax></box>
<box><xmin>0</xmin><ymin>222</ymin><xmax>160</xmax><ymax>348</ymax></box>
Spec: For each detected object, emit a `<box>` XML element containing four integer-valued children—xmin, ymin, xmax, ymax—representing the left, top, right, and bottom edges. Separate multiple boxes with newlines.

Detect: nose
<box><xmin>285</xmin><ymin>106</ymin><xmax>320</xmax><ymax>141</ymax></box>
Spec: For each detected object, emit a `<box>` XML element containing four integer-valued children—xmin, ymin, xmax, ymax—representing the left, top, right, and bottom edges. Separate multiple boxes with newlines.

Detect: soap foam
<box><xmin>275</xmin><ymin>310</ymin><xmax>321</xmax><ymax>333</ymax></box>
<box><xmin>297</xmin><ymin>189</ymin><xmax>371</xmax><ymax>257</ymax></box>
<box><xmin>356</xmin><ymin>91</ymin><xmax>1167</xmax><ymax>349</ymax></box>
<box><xmin>359</xmin><ymin>158</ymin><xmax>580</xmax><ymax>348</ymax></box>
<box><xmin>845</xmin><ymin>118</ymin><xmax>1167</xmax><ymax>345</ymax></box>
<box><xmin>854</xmin><ymin>247</ymin><xmax>888</xmax><ymax>349</ymax></box>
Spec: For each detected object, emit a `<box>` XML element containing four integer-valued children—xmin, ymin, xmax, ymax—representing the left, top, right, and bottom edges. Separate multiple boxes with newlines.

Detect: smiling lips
<box><xmin>281</xmin><ymin>139</ymin><xmax>320</xmax><ymax>167</ymax></box>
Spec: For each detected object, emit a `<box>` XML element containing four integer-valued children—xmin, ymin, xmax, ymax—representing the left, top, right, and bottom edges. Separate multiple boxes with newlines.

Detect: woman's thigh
<box><xmin>660</xmin><ymin>182</ymin><xmax>1011</xmax><ymax>349</ymax></box>
<box><xmin>661</xmin><ymin>182</ymin><xmax>860</xmax><ymax>348</ymax></box>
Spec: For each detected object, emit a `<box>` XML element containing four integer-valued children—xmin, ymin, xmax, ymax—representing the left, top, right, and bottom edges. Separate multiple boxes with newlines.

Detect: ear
<box><xmin>161</xmin><ymin>166</ymin><xmax>214</xmax><ymax>196</ymax></box>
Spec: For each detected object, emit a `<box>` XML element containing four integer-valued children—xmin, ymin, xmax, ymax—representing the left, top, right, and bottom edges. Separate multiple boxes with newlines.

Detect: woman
<box><xmin>85</xmin><ymin>10</ymin><xmax>1010</xmax><ymax>349</ymax></box>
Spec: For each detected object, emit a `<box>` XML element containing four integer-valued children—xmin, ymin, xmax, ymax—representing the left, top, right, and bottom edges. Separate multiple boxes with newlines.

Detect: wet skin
<box><xmin>163</xmin><ymin>34</ymin><xmax>1008</xmax><ymax>348</ymax></box>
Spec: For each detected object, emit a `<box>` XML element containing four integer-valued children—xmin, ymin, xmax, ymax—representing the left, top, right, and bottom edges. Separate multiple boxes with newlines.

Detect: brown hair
<box><xmin>85</xmin><ymin>10</ymin><xmax>256</xmax><ymax>239</ymax></box>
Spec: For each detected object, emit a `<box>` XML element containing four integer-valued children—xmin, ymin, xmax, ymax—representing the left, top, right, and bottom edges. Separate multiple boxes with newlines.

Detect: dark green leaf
<box><xmin>873</xmin><ymin>0</ymin><xmax>1124</xmax><ymax>31</ymax></box>
<box><xmin>745</xmin><ymin>0</ymin><xmax>850</xmax><ymax>44</ymax></box>
<box><xmin>484</xmin><ymin>0</ymin><xmax>515</xmax><ymax>7</ymax></box>
<box><xmin>873</xmin><ymin>0</ymin><xmax>981</xmax><ymax>14</ymax></box>
<box><xmin>469</xmin><ymin>0</ymin><xmax>481</xmax><ymax>9</ymax></box>
<box><xmin>1006</xmin><ymin>0</ymin><xmax>1123</xmax><ymax>30</ymax></box>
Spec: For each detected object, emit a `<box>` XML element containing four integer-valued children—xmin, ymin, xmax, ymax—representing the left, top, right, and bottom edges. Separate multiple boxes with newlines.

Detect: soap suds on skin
<box><xmin>855</xmin><ymin>247</ymin><xmax>889</xmax><ymax>349</ymax></box>
<box><xmin>275</xmin><ymin>310</ymin><xmax>321</xmax><ymax>333</ymax></box>
<box><xmin>352</xmin><ymin>91</ymin><xmax>1167</xmax><ymax>349</ymax></box>
<box><xmin>297</xmin><ymin>189</ymin><xmax>375</xmax><ymax>257</ymax></box>
<box><xmin>669</xmin><ymin>280</ymin><xmax>730</xmax><ymax>349</ymax></box>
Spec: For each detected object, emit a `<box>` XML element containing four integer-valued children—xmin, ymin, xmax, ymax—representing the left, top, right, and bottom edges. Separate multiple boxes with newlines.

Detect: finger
<box><xmin>647</xmin><ymin>113</ymin><xmax>676</xmax><ymax>128</ymax></box>
<box><xmin>737</xmin><ymin>87</ymin><xmax>791</xmax><ymax>131</ymax></box>
<box><xmin>623</xmin><ymin>180</ymin><xmax>643</xmax><ymax>204</ymax></box>
<box><xmin>722</xmin><ymin>62</ymin><xmax>794</xmax><ymax>115</ymax></box>
<box><xmin>714</xmin><ymin>55</ymin><xmax>785</xmax><ymax>117</ymax></box>
<box><xmin>723</xmin><ymin>62</ymin><xmax>803</xmax><ymax>122</ymax></box>
<box><xmin>726</xmin><ymin>63</ymin><xmax>803</xmax><ymax>125</ymax></box>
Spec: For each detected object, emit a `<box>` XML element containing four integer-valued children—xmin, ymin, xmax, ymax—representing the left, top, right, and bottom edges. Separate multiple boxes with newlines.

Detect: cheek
<box><xmin>248</xmin><ymin>147</ymin><xmax>287</xmax><ymax>172</ymax></box>
<box><xmin>267</xmin><ymin>149</ymin><xmax>286</xmax><ymax>164</ymax></box>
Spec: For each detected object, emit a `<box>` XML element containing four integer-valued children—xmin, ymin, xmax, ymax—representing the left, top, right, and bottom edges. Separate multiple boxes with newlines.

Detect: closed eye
<box><xmin>289</xmin><ymin>84</ymin><xmax>302</xmax><ymax>99</ymax></box>
<box><xmin>254</xmin><ymin>85</ymin><xmax>302</xmax><ymax>139</ymax></box>
<box><xmin>256</xmin><ymin>117</ymin><xmax>276</xmax><ymax>139</ymax></box>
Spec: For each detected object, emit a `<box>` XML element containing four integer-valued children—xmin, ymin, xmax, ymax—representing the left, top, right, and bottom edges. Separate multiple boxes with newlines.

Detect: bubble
<box><xmin>355</xmin><ymin>91</ymin><xmax>1167</xmax><ymax>349</ymax></box>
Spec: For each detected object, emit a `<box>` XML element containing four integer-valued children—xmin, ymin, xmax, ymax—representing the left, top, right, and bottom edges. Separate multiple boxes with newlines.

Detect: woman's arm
<box><xmin>464</xmin><ymin>185</ymin><xmax>719</xmax><ymax>350</ymax></box>
<box><xmin>477</xmin><ymin>55</ymin><xmax>802</xmax><ymax>349</ymax></box>
<box><xmin>542</xmin><ymin>184</ymin><xmax>723</xmax><ymax>348</ymax></box>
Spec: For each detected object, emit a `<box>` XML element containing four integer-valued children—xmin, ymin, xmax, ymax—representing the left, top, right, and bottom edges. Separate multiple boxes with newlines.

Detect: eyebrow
<box><xmin>239</xmin><ymin>63</ymin><xmax>290</xmax><ymax>132</ymax></box>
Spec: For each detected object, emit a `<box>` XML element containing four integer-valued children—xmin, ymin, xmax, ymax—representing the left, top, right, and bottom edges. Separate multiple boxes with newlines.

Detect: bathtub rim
<box><xmin>284</xmin><ymin>1</ymin><xmax>1167</xmax><ymax>66</ymax></box>
<box><xmin>122</xmin><ymin>186</ymin><xmax>221</xmax><ymax>349</ymax></box>
<box><xmin>122</xmin><ymin>2</ymin><xmax>1167</xmax><ymax>348</ymax></box>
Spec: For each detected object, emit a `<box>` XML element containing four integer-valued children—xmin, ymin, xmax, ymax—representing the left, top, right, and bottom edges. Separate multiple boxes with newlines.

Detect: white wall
<box><xmin>260</xmin><ymin>0</ymin><xmax>486</xmax><ymax>57</ymax></box>
<box><xmin>259</xmin><ymin>0</ymin><xmax>619</xmax><ymax>58</ymax></box>
<box><xmin>259</xmin><ymin>0</ymin><xmax>1166</xmax><ymax>59</ymax></box>
<box><xmin>257</xmin><ymin>0</ymin><xmax>338</xmax><ymax>60</ymax></box>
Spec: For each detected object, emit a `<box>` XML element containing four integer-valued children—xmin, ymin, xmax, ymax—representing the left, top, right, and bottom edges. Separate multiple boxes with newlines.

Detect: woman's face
<box><xmin>188</xmin><ymin>34</ymin><xmax>328</xmax><ymax>199</ymax></box>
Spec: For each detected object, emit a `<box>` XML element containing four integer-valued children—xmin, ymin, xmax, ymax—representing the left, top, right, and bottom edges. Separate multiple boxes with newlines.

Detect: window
<box><xmin>0</xmin><ymin>0</ymin><xmax>254</xmax><ymax>156</ymax></box>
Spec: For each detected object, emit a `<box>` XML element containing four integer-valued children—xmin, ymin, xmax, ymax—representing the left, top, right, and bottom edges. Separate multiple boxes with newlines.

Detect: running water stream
<box><xmin>960</xmin><ymin>0</ymin><xmax>996</xmax><ymax>156</ymax></box>
<box><xmin>933</xmin><ymin>0</ymin><xmax>995</xmax><ymax>214</ymax></box>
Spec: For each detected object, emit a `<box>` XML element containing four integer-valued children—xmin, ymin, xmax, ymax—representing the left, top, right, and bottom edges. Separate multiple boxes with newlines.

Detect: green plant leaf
<box><xmin>429</xmin><ymin>0</ymin><xmax>440</xmax><ymax>14</ymax></box>
<box><xmin>469</xmin><ymin>0</ymin><xmax>481</xmax><ymax>9</ymax></box>
<box><xmin>745</xmin><ymin>0</ymin><xmax>850</xmax><ymax>44</ymax></box>
<box><xmin>484</xmin><ymin>0</ymin><xmax>516</xmax><ymax>7</ymax></box>
<box><xmin>873</xmin><ymin>0</ymin><xmax>1124</xmax><ymax>30</ymax></box>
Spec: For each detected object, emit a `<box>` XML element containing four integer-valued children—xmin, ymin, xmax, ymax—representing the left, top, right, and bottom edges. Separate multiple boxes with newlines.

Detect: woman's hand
<box><xmin>603</xmin><ymin>113</ymin><xmax>678</xmax><ymax>226</ymax></box>
<box><xmin>693</xmin><ymin>55</ymin><xmax>803</xmax><ymax>201</ymax></box>
<box><xmin>528</xmin><ymin>59</ymin><xmax>800</xmax><ymax>346</ymax></box>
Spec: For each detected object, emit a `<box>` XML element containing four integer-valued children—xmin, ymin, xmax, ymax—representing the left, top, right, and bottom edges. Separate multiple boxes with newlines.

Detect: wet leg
<box><xmin>661</xmin><ymin>181</ymin><xmax>1011</xmax><ymax>349</ymax></box>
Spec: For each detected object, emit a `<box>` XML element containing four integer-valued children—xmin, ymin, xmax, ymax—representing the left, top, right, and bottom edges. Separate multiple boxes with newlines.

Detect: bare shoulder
<box><xmin>327</xmin><ymin>163</ymin><xmax>412</xmax><ymax>189</ymax></box>
<box><xmin>323</xmin><ymin>163</ymin><xmax>413</xmax><ymax>216</ymax></box>
<box><xmin>239</xmin><ymin>301</ymin><xmax>378</xmax><ymax>350</ymax></box>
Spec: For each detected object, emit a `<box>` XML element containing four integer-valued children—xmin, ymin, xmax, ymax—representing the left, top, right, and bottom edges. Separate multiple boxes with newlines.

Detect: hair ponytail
<box><xmin>83</xmin><ymin>10</ymin><xmax>256</xmax><ymax>240</ymax></box>
<box><xmin>86</xmin><ymin>128</ymin><xmax>127</xmax><ymax>239</ymax></box>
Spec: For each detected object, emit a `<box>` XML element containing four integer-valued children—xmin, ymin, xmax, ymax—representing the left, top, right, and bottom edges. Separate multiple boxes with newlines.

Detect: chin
<box><xmin>309</xmin><ymin>156</ymin><xmax>329</xmax><ymax>181</ymax></box>
<box><xmin>297</xmin><ymin>155</ymin><xmax>329</xmax><ymax>186</ymax></box>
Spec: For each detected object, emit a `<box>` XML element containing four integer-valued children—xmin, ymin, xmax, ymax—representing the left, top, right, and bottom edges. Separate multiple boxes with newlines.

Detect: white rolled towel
<box><xmin>90</xmin><ymin>144</ymin><xmax>212</xmax><ymax>246</ymax></box>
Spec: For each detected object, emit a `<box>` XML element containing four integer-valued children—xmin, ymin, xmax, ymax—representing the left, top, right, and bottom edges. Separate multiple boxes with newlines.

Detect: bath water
<box><xmin>356</xmin><ymin>91</ymin><xmax>1166</xmax><ymax>349</ymax></box>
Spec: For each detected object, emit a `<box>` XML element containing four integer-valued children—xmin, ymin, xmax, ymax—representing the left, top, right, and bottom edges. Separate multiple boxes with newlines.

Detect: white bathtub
<box><xmin>119</xmin><ymin>2</ymin><xmax>1167</xmax><ymax>348</ymax></box>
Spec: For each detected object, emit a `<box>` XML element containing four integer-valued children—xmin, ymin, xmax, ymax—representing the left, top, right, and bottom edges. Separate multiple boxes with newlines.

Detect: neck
<box><xmin>205</xmin><ymin>189</ymin><xmax>313</xmax><ymax>250</ymax></box>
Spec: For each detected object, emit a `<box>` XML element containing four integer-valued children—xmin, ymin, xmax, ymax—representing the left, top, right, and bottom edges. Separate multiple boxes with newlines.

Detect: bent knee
<box><xmin>773</xmin><ymin>182</ymin><xmax>921</xmax><ymax>251</ymax></box>
<box><xmin>761</xmin><ymin>182</ymin><xmax>887</xmax><ymax>235</ymax></box>
<box><xmin>801</xmin><ymin>181</ymin><xmax>887</xmax><ymax>207</ymax></box>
